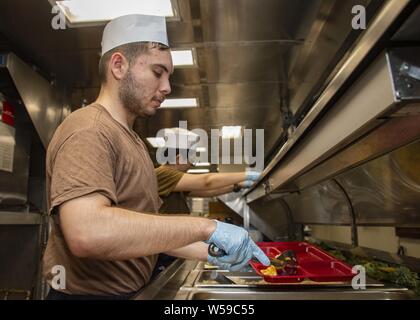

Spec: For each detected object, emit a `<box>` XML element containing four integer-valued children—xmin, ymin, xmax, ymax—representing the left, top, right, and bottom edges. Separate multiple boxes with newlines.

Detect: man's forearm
<box><xmin>175</xmin><ymin>172</ymin><xmax>247</xmax><ymax>192</ymax></box>
<box><xmin>204</xmin><ymin>172</ymin><xmax>245</xmax><ymax>189</ymax></box>
<box><xmin>189</xmin><ymin>185</ymin><xmax>234</xmax><ymax>197</ymax></box>
<box><xmin>89</xmin><ymin>207</ymin><xmax>214</xmax><ymax>260</ymax></box>
<box><xmin>59</xmin><ymin>194</ymin><xmax>216</xmax><ymax>261</ymax></box>
<box><xmin>165</xmin><ymin>241</ymin><xmax>209</xmax><ymax>261</ymax></box>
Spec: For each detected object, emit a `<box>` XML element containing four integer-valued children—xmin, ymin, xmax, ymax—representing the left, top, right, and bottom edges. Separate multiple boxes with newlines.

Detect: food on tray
<box><xmin>260</xmin><ymin>265</ymin><xmax>277</xmax><ymax>276</ymax></box>
<box><xmin>275</xmin><ymin>253</ymin><xmax>292</xmax><ymax>262</ymax></box>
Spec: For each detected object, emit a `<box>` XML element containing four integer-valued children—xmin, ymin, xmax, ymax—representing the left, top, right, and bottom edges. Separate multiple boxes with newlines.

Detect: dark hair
<box><xmin>98</xmin><ymin>42</ymin><xmax>169</xmax><ymax>84</ymax></box>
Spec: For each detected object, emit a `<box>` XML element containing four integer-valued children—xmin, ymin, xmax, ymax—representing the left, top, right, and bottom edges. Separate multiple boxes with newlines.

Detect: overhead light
<box><xmin>160</xmin><ymin>98</ymin><xmax>198</xmax><ymax>108</ymax></box>
<box><xmin>187</xmin><ymin>169</ymin><xmax>210</xmax><ymax>174</ymax></box>
<box><xmin>193</xmin><ymin>162</ymin><xmax>210</xmax><ymax>167</ymax></box>
<box><xmin>195</xmin><ymin>147</ymin><xmax>207</xmax><ymax>153</ymax></box>
<box><xmin>221</xmin><ymin>126</ymin><xmax>242</xmax><ymax>139</ymax></box>
<box><xmin>53</xmin><ymin>0</ymin><xmax>177</xmax><ymax>26</ymax></box>
<box><xmin>146</xmin><ymin>137</ymin><xmax>166</xmax><ymax>148</ymax></box>
<box><xmin>171</xmin><ymin>50</ymin><xmax>195</xmax><ymax>67</ymax></box>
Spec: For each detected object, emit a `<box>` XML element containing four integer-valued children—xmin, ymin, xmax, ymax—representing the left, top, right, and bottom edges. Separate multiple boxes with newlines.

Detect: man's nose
<box><xmin>160</xmin><ymin>78</ymin><xmax>171</xmax><ymax>96</ymax></box>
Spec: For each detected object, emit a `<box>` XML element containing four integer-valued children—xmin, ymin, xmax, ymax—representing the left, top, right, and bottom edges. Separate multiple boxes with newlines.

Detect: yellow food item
<box><xmin>260</xmin><ymin>265</ymin><xmax>277</xmax><ymax>276</ymax></box>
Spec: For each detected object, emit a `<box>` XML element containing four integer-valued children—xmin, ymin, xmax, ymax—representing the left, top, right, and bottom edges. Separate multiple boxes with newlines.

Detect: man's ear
<box><xmin>109</xmin><ymin>52</ymin><xmax>129</xmax><ymax>80</ymax></box>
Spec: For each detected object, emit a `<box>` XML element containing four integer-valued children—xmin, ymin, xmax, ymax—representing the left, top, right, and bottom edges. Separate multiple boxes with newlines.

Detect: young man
<box><xmin>153</xmin><ymin>127</ymin><xmax>260</xmax><ymax>213</ymax></box>
<box><xmin>42</xmin><ymin>14</ymin><xmax>269</xmax><ymax>299</ymax></box>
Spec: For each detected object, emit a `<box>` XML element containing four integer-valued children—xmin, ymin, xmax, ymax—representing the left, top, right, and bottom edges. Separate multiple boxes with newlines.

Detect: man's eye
<box><xmin>153</xmin><ymin>70</ymin><xmax>162</xmax><ymax>78</ymax></box>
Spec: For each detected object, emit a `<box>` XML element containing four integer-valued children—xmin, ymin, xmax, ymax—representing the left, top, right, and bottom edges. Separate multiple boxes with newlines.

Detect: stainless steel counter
<box><xmin>134</xmin><ymin>260</ymin><xmax>417</xmax><ymax>300</ymax></box>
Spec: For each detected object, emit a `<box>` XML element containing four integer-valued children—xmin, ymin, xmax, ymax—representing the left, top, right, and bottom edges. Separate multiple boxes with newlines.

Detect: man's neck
<box><xmin>95</xmin><ymin>86</ymin><xmax>136</xmax><ymax>130</ymax></box>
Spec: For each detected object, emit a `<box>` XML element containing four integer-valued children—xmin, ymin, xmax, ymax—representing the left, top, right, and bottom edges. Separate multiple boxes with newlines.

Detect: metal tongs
<box><xmin>208</xmin><ymin>243</ymin><xmax>298</xmax><ymax>275</ymax></box>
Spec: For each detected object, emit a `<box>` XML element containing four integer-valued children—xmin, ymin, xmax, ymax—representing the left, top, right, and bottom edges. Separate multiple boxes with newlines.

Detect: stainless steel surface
<box><xmin>247</xmin><ymin>0</ymin><xmax>412</xmax><ymax>202</ymax></box>
<box><xmin>217</xmin><ymin>192</ymin><xmax>248</xmax><ymax>219</ymax></box>
<box><xmin>336</xmin><ymin>140</ymin><xmax>420</xmax><ymax>226</ymax></box>
<box><xmin>268</xmin><ymin>49</ymin><xmax>397</xmax><ymax>189</ymax></box>
<box><xmin>195</xmin><ymin>270</ymin><xmax>387</xmax><ymax>288</ymax></box>
<box><xmin>134</xmin><ymin>259</ymin><xmax>199</xmax><ymax>300</ymax></box>
<box><xmin>392</xmin><ymin>4</ymin><xmax>420</xmax><ymax>41</ymax></box>
<box><xmin>292</xmin><ymin>114</ymin><xmax>420</xmax><ymax>191</ymax></box>
<box><xmin>179</xmin><ymin>288</ymin><xmax>416</xmax><ymax>300</ymax></box>
<box><xmin>387</xmin><ymin>47</ymin><xmax>420</xmax><ymax>101</ymax></box>
<box><xmin>217</xmin><ymin>192</ymin><xmax>290</xmax><ymax>240</ymax></box>
<box><xmin>2</xmin><ymin>53</ymin><xmax>68</xmax><ymax>148</ymax></box>
<box><xmin>208</xmin><ymin>271</ymin><xmax>236</xmax><ymax>285</ymax></box>
<box><xmin>172</xmin><ymin>263</ymin><xmax>416</xmax><ymax>300</ymax></box>
<box><xmin>332</xmin><ymin>179</ymin><xmax>358</xmax><ymax>247</ymax></box>
<box><xmin>280</xmin><ymin>140</ymin><xmax>420</xmax><ymax>227</ymax></box>
<box><xmin>249</xmin><ymin>197</ymin><xmax>293</xmax><ymax>241</ymax></box>
<box><xmin>0</xmin><ymin>212</ymin><xmax>42</xmax><ymax>225</ymax></box>
<box><xmin>283</xmin><ymin>181</ymin><xmax>352</xmax><ymax>225</ymax></box>
<box><xmin>0</xmin><ymin>94</ymin><xmax>32</xmax><ymax>206</ymax></box>
<box><xmin>0</xmin><ymin>224</ymin><xmax>44</xmax><ymax>299</ymax></box>
<box><xmin>288</xmin><ymin>0</ymin><xmax>374</xmax><ymax>115</ymax></box>
<box><xmin>248</xmin><ymin>46</ymin><xmax>420</xmax><ymax>202</ymax></box>
<box><xmin>134</xmin><ymin>259</ymin><xmax>416</xmax><ymax>300</ymax></box>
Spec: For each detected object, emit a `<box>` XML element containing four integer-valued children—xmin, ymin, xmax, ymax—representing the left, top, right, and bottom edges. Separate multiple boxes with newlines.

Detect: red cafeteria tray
<box><xmin>249</xmin><ymin>241</ymin><xmax>356</xmax><ymax>283</ymax></box>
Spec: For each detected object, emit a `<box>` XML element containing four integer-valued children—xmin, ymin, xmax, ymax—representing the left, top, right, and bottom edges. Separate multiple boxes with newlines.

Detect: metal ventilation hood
<box><xmin>0</xmin><ymin>52</ymin><xmax>69</xmax><ymax>148</ymax></box>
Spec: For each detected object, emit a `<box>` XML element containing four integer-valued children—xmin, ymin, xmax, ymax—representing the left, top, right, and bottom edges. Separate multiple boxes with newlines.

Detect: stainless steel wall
<box><xmin>0</xmin><ymin>98</ymin><xmax>31</xmax><ymax>206</ymax></box>
<box><xmin>336</xmin><ymin>140</ymin><xmax>420</xmax><ymax>226</ymax></box>
<box><xmin>282</xmin><ymin>140</ymin><xmax>420</xmax><ymax>227</ymax></box>
<box><xmin>283</xmin><ymin>181</ymin><xmax>352</xmax><ymax>225</ymax></box>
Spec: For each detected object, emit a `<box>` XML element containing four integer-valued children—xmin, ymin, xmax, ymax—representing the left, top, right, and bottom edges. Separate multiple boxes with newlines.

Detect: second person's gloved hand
<box><xmin>245</xmin><ymin>169</ymin><xmax>261</xmax><ymax>181</ymax></box>
<box><xmin>206</xmin><ymin>220</ymin><xmax>270</xmax><ymax>271</ymax></box>
<box><xmin>242</xmin><ymin>169</ymin><xmax>261</xmax><ymax>188</ymax></box>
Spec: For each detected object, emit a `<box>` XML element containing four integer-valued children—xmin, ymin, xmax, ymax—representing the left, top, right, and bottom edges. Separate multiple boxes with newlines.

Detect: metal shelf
<box><xmin>0</xmin><ymin>212</ymin><xmax>42</xmax><ymax>225</ymax></box>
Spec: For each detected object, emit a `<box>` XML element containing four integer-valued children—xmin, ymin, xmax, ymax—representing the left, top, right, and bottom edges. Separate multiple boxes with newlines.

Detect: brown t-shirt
<box><xmin>155</xmin><ymin>165</ymin><xmax>184</xmax><ymax>197</ymax></box>
<box><xmin>155</xmin><ymin>166</ymin><xmax>191</xmax><ymax>214</ymax></box>
<box><xmin>42</xmin><ymin>103</ymin><xmax>162</xmax><ymax>296</ymax></box>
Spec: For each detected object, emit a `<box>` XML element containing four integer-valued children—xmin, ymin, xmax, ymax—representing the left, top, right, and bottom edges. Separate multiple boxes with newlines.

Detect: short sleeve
<box><xmin>155</xmin><ymin>166</ymin><xmax>184</xmax><ymax>197</ymax></box>
<box><xmin>49</xmin><ymin>127</ymin><xmax>117</xmax><ymax>214</ymax></box>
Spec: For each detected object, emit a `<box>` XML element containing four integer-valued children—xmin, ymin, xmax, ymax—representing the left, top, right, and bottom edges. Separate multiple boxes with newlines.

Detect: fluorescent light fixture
<box><xmin>187</xmin><ymin>169</ymin><xmax>210</xmax><ymax>174</ymax></box>
<box><xmin>193</xmin><ymin>162</ymin><xmax>211</xmax><ymax>167</ymax></box>
<box><xmin>146</xmin><ymin>137</ymin><xmax>166</xmax><ymax>148</ymax></box>
<box><xmin>221</xmin><ymin>126</ymin><xmax>242</xmax><ymax>139</ymax></box>
<box><xmin>54</xmin><ymin>0</ymin><xmax>175</xmax><ymax>25</ymax></box>
<box><xmin>171</xmin><ymin>50</ymin><xmax>195</xmax><ymax>67</ymax></box>
<box><xmin>196</xmin><ymin>147</ymin><xmax>207</xmax><ymax>153</ymax></box>
<box><xmin>160</xmin><ymin>98</ymin><xmax>198</xmax><ymax>108</ymax></box>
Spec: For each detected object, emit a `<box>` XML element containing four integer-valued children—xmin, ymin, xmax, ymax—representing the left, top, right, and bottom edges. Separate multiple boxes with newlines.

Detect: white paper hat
<box><xmin>162</xmin><ymin>127</ymin><xmax>199</xmax><ymax>150</ymax></box>
<box><xmin>101</xmin><ymin>14</ymin><xmax>169</xmax><ymax>55</ymax></box>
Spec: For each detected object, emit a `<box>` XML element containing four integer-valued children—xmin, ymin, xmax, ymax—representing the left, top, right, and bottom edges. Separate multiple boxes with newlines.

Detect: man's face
<box><xmin>166</xmin><ymin>154</ymin><xmax>193</xmax><ymax>172</ymax></box>
<box><xmin>175</xmin><ymin>154</ymin><xmax>193</xmax><ymax>172</ymax></box>
<box><xmin>119</xmin><ymin>47</ymin><xmax>173</xmax><ymax>118</ymax></box>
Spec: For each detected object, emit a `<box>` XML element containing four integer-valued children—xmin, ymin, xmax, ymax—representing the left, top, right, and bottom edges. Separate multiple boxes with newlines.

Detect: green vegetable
<box><xmin>309</xmin><ymin>239</ymin><xmax>420</xmax><ymax>296</ymax></box>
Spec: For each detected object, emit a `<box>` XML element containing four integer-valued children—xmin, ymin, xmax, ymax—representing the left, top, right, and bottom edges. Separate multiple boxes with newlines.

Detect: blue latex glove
<box><xmin>241</xmin><ymin>170</ymin><xmax>261</xmax><ymax>188</ymax></box>
<box><xmin>242</xmin><ymin>179</ymin><xmax>255</xmax><ymax>188</ymax></box>
<box><xmin>206</xmin><ymin>220</ymin><xmax>270</xmax><ymax>271</ymax></box>
<box><xmin>245</xmin><ymin>170</ymin><xmax>261</xmax><ymax>181</ymax></box>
